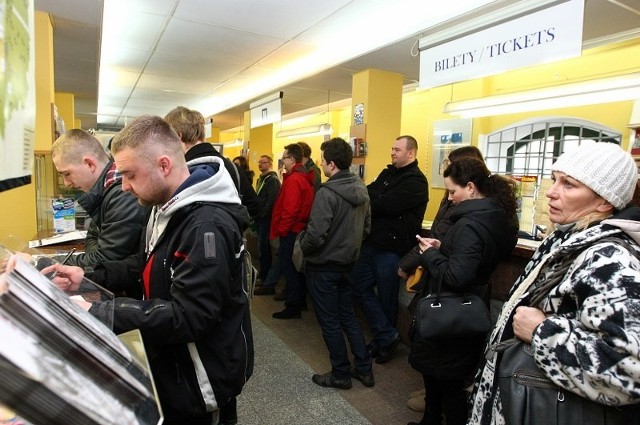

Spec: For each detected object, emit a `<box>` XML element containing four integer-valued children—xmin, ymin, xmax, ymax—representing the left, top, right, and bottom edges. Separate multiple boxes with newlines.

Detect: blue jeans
<box><xmin>256</xmin><ymin>216</ymin><xmax>272</xmax><ymax>280</ymax></box>
<box><xmin>349</xmin><ymin>243</ymin><xmax>400</xmax><ymax>346</ymax></box>
<box><xmin>280</xmin><ymin>232</ymin><xmax>305</xmax><ymax>309</ymax></box>
<box><xmin>307</xmin><ymin>269</ymin><xmax>372</xmax><ymax>379</ymax></box>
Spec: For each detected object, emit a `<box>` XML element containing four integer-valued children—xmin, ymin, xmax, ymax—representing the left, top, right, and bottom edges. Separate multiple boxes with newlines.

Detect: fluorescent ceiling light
<box><xmin>276</xmin><ymin>123</ymin><xmax>333</xmax><ymax>138</ymax></box>
<box><xmin>444</xmin><ymin>73</ymin><xmax>640</xmax><ymax>118</ymax></box>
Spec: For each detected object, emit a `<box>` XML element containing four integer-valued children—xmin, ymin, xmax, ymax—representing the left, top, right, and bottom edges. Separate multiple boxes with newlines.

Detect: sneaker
<box><xmin>351</xmin><ymin>369</ymin><xmax>374</xmax><ymax>387</ymax></box>
<box><xmin>312</xmin><ymin>372</ymin><xmax>352</xmax><ymax>389</ymax></box>
<box><xmin>375</xmin><ymin>335</ymin><xmax>401</xmax><ymax>364</ymax></box>
<box><xmin>253</xmin><ymin>286</ymin><xmax>275</xmax><ymax>295</ymax></box>
<box><xmin>407</xmin><ymin>395</ymin><xmax>425</xmax><ymax>412</ymax></box>
<box><xmin>272</xmin><ymin>307</ymin><xmax>301</xmax><ymax>319</ymax></box>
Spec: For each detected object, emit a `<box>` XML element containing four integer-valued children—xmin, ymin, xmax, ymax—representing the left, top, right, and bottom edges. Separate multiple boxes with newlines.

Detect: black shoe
<box><xmin>253</xmin><ymin>285</ymin><xmax>275</xmax><ymax>295</ymax></box>
<box><xmin>366</xmin><ymin>341</ymin><xmax>379</xmax><ymax>358</ymax></box>
<box><xmin>351</xmin><ymin>369</ymin><xmax>375</xmax><ymax>387</ymax></box>
<box><xmin>312</xmin><ymin>372</ymin><xmax>352</xmax><ymax>389</ymax></box>
<box><xmin>272</xmin><ymin>307</ymin><xmax>301</xmax><ymax>319</ymax></box>
<box><xmin>375</xmin><ymin>335</ymin><xmax>401</xmax><ymax>364</ymax></box>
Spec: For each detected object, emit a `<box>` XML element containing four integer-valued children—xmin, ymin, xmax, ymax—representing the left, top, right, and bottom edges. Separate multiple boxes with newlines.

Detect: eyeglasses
<box><xmin>258</xmin><ymin>161</ymin><xmax>270</xmax><ymax>164</ymax></box>
<box><xmin>281</xmin><ymin>155</ymin><xmax>292</xmax><ymax>160</ymax></box>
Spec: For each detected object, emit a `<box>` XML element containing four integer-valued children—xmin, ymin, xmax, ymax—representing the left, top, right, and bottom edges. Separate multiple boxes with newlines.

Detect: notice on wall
<box><xmin>0</xmin><ymin>0</ymin><xmax>36</xmax><ymax>192</ymax></box>
<box><xmin>419</xmin><ymin>0</ymin><xmax>584</xmax><ymax>89</ymax></box>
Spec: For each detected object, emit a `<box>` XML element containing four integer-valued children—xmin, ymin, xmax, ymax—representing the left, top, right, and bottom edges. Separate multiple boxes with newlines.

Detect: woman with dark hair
<box><xmin>403</xmin><ymin>145</ymin><xmax>485</xmax><ymax>412</ymax></box>
<box><xmin>430</xmin><ymin>146</ymin><xmax>484</xmax><ymax>239</ymax></box>
<box><xmin>408</xmin><ymin>157</ymin><xmax>519</xmax><ymax>425</ymax></box>
<box><xmin>233</xmin><ymin>155</ymin><xmax>255</xmax><ymax>186</ymax></box>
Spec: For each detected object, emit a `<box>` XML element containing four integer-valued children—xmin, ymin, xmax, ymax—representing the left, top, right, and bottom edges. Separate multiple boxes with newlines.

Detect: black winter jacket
<box><xmin>56</xmin><ymin>161</ymin><xmax>145</xmax><ymax>268</ymax></box>
<box><xmin>256</xmin><ymin>171</ymin><xmax>281</xmax><ymax>220</ymax></box>
<box><xmin>89</xmin><ymin>161</ymin><xmax>253</xmax><ymax>420</ymax></box>
<box><xmin>365</xmin><ymin>160</ymin><xmax>429</xmax><ymax>255</ymax></box>
<box><xmin>410</xmin><ymin>198</ymin><xmax>518</xmax><ymax>379</ymax></box>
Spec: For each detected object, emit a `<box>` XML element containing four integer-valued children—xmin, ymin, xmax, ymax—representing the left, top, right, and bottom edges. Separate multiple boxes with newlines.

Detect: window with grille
<box><xmin>482</xmin><ymin>118</ymin><xmax>622</xmax><ymax>237</ymax></box>
<box><xmin>484</xmin><ymin>118</ymin><xmax>621</xmax><ymax>178</ymax></box>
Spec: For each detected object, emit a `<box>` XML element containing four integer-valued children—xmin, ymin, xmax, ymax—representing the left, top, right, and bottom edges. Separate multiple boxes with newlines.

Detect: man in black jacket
<box><xmin>44</xmin><ymin>115</ymin><xmax>253</xmax><ymax>425</ymax></box>
<box><xmin>42</xmin><ymin>129</ymin><xmax>145</xmax><ymax>267</ymax></box>
<box><xmin>164</xmin><ymin>106</ymin><xmax>262</xmax><ymax>219</ymax></box>
<box><xmin>351</xmin><ymin>135</ymin><xmax>428</xmax><ymax>364</ymax></box>
<box><xmin>253</xmin><ymin>155</ymin><xmax>281</xmax><ymax>289</ymax></box>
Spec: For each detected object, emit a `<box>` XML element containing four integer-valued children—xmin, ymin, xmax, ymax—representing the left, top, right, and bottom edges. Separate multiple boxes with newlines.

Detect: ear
<box><xmin>466</xmin><ymin>181</ymin><xmax>476</xmax><ymax>192</ymax></box>
<box><xmin>595</xmin><ymin>199</ymin><xmax>615</xmax><ymax>214</ymax></box>
<box><xmin>83</xmin><ymin>156</ymin><xmax>98</xmax><ymax>172</ymax></box>
<box><xmin>158</xmin><ymin>155</ymin><xmax>172</xmax><ymax>175</ymax></box>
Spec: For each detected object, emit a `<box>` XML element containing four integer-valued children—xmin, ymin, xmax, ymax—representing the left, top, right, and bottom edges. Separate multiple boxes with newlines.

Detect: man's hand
<box><xmin>41</xmin><ymin>263</ymin><xmax>85</xmax><ymax>292</ymax></box>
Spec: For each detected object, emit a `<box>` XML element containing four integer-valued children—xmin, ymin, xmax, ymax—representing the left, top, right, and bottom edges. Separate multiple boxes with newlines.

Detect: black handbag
<box><xmin>494</xmin><ymin>235</ymin><xmax>640</xmax><ymax>425</ymax></box>
<box><xmin>496</xmin><ymin>338</ymin><xmax>639</xmax><ymax>425</ymax></box>
<box><xmin>415</xmin><ymin>273</ymin><xmax>491</xmax><ymax>340</ymax></box>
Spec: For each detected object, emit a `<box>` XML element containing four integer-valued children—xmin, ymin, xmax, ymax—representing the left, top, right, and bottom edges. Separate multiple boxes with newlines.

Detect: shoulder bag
<box><xmin>495</xmin><ymin>235</ymin><xmax>640</xmax><ymax>425</ymax></box>
<box><xmin>414</xmin><ymin>272</ymin><xmax>491</xmax><ymax>340</ymax></box>
<box><xmin>496</xmin><ymin>338</ymin><xmax>639</xmax><ymax>425</ymax></box>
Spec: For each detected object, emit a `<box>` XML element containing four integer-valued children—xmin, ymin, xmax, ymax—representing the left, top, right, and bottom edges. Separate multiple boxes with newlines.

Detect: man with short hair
<box><xmin>164</xmin><ymin>106</ymin><xmax>262</xmax><ymax>219</ymax></box>
<box><xmin>48</xmin><ymin>129</ymin><xmax>145</xmax><ymax>267</ymax></box>
<box><xmin>299</xmin><ymin>137</ymin><xmax>374</xmax><ymax>390</ymax></box>
<box><xmin>270</xmin><ymin>143</ymin><xmax>315</xmax><ymax>319</ymax></box>
<box><xmin>297</xmin><ymin>141</ymin><xmax>322</xmax><ymax>191</ymax></box>
<box><xmin>45</xmin><ymin>115</ymin><xmax>254</xmax><ymax>425</ymax></box>
<box><xmin>253</xmin><ymin>155</ymin><xmax>281</xmax><ymax>293</ymax></box>
<box><xmin>351</xmin><ymin>135</ymin><xmax>429</xmax><ymax>364</ymax></box>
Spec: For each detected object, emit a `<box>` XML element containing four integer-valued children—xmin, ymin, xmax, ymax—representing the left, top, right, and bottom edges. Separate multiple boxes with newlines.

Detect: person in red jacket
<box><xmin>270</xmin><ymin>143</ymin><xmax>315</xmax><ymax>319</ymax></box>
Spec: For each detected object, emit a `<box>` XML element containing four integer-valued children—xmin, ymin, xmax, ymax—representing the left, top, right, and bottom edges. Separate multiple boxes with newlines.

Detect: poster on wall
<box><xmin>431</xmin><ymin>118</ymin><xmax>473</xmax><ymax>188</ymax></box>
<box><xmin>0</xmin><ymin>0</ymin><xmax>36</xmax><ymax>192</ymax></box>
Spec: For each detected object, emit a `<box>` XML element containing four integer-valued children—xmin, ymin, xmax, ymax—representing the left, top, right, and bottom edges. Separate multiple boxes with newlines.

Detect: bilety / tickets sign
<box><xmin>419</xmin><ymin>0</ymin><xmax>584</xmax><ymax>89</ymax></box>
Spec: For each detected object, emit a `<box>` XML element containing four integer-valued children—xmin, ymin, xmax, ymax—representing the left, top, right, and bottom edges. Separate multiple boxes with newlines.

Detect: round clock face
<box><xmin>354</xmin><ymin>103</ymin><xmax>364</xmax><ymax>125</ymax></box>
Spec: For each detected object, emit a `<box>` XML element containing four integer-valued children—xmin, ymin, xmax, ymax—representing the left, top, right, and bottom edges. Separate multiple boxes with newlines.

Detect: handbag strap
<box><xmin>488</xmin><ymin>234</ymin><xmax>640</xmax><ymax>360</ymax></box>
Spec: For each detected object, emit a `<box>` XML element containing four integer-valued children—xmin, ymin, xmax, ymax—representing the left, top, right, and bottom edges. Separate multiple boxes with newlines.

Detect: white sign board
<box><xmin>419</xmin><ymin>0</ymin><xmax>584</xmax><ymax>89</ymax></box>
<box><xmin>250</xmin><ymin>98</ymin><xmax>282</xmax><ymax>129</ymax></box>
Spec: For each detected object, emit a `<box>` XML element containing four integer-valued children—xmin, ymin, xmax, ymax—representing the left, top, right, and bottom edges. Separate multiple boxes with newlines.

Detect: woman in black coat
<box><xmin>408</xmin><ymin>158</ymin><xmax>519</xmax><ymax>425</ymax></box>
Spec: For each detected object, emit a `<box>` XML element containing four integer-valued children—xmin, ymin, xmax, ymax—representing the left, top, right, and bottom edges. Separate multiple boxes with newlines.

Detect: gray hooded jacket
<box><xmin>299</xmin><ymin>170</ymin><xmax>371</xmax><ymax>271</ymax></box>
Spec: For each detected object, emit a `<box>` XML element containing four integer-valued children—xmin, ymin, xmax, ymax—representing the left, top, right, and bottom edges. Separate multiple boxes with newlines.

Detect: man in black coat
<box><xmin>350</xmin><ymin>135</ymin><xmax>428</xmax><ymax>364</ymax></box>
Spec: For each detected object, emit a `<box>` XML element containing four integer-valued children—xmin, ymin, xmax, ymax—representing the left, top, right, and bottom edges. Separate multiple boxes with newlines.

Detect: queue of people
<box><xmin>4</xmin><ymin>112</ymin><xmax>640</xmax><ymax>425</ymax></box>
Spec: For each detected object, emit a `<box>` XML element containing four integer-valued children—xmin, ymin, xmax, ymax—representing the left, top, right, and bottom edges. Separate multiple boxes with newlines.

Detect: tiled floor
<box><xmin>248</xmin><ymin>281</ymin><xmax>424</xmax><ymax>425</ymax></box>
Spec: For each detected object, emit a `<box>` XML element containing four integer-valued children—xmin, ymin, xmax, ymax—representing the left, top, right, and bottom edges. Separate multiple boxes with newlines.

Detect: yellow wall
<box><xmin>0</xmin><ymin>11</ymin><xmax>55</xmax><ymax>248</ymax></box>
<box><xmin>55</xmin><ymin>91</ymin><xmax>74</xmax><ymax>131</ymax></box>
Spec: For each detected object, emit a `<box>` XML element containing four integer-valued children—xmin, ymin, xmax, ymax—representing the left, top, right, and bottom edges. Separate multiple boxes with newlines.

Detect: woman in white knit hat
<box><xmin>468</xmin><ymin>141</ymin><xmax>640</xmax><ymax>425</ymax></box>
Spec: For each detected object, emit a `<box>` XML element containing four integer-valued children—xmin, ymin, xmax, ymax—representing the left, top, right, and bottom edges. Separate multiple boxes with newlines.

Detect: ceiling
<box><xmin>34</xmin><ymin>0</ymin><xmax>640</xmax><ymax>133</ymax></box>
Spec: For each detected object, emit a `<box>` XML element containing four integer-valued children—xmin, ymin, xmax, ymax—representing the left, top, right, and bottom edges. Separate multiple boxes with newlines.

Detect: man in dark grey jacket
<box><xmin>47</xmin><ymin>129</ymin><xmax>145</xmax><ymax>268</ymax></box>
<box><xmin>298</xmin><ymin>137</ymin><xmax>373</xmax><ymax>390</ymax></box>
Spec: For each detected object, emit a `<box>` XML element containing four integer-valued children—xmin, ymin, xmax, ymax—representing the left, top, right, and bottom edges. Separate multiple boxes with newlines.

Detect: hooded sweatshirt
<box><xmin>90</xmin><ymin>157</ymin><xmax>253</xmax><ymax>420</ymax></box>
<box><xmin>299</xmin><ymin>169</ymin><xmax>371</xmax><ymax>271</ymax></box>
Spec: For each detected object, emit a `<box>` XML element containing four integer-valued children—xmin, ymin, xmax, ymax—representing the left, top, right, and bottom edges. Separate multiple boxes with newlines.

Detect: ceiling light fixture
<box><xmin>444</xmin><ymin>73</ymin><xmax>640</xmax><ymax>118</ymax></box>
<box><xmin>276</xmin><ymin>123</ymin><xmax>333</xmax><ymax>138</ymax></box>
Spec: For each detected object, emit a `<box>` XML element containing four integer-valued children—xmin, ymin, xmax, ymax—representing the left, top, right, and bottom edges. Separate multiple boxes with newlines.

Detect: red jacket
<box><xmin>270</xmin><ymin>163</ymin><xmax>315</xmax><ymax>239</ymax></box>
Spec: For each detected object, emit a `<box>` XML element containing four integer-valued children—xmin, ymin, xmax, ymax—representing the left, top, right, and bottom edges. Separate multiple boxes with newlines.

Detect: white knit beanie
<box><xmin>551</xmin><ymin>142</ymin><xmax>638</xmax><ymax>210</ymax></box>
